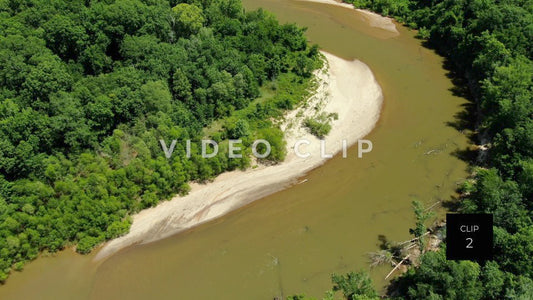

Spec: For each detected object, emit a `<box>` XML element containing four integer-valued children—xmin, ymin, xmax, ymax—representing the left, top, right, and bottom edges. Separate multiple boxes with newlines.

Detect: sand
<box><xmin>298</xmin><ymin>0</ymin><xmax>399</xmax><ymax>34</ymax></box>
<box><xmin>94</xmin><ymin>51</ymin><xmax>383</xmax><ymax>261</ymax></box>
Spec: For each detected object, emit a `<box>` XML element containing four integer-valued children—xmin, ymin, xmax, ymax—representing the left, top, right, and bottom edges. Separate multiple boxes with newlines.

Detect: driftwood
<box><xmin>405</xmin><ymin>243</ymin><xmax>418</xmax><ymax>250</ymax></box>
<box><xmin>425</xmin><ymin>200</ymin><xmax>441</xmax><ymax>211</ymax></box>
<box><xmin>397</xmin><ymin>231</ymin><xmax>430</xmax><ymax>246</ymax></box>
<box><xmin>385</xmin><ymin>254</ymin><xmax>410</xmax><ymax>280</ymax></box>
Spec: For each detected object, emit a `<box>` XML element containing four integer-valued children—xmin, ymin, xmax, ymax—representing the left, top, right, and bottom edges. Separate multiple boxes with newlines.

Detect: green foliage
<box><xmin>304</xmin><ymin>118</ymin><xmax>331</xmax><ymax>139</ymax></box>
<box><xmin>409</xmin><ymin>200</ymin><xmax>434</xmax><ymax>251</ymax></box>
<box><xmin>287</xmin><ymin>271</ymin><xmax>380</xmax><ymax>300</ymax></box>
<box><xmin>203</xmin><ymin>71</ymin><xmax>316</xmax><ymax>164</ymax></box>
<box><xmin>393</xmin><ymin>248</ymin><xmax>533</xmax><ymax>299</ymax></box>
<box><xmin>256</xmin><ymin>127</ymin><xmax>286</xmax><ymax>162</ymax></box>
<box><xmin>394</xmin><ymin>250</ymin><xmax>483</xmax><ymax>299</ymax></box>
<box><xmin>460</xmin><ymin>168</ymin><xmax>530</xmax><ymax>233</ymax></box>
<box><xmin>171</xmin><ymin>3</ymin><xmax>205</xmax><ymax>37</ymax></box>
<box><xmin>304</xmin><ymin>112</ymin><xmax>336</xmax><ymax>138</ymax></box>
<box><xmin>225</xmin><ymin>119</ymin><xmax>251</xmax><ymax>139</ymax></box>
<box><xmin>331</xmin><ymin>271</ymin><xmax>380</xmax><ymax>300</ymax></box>
<box><xmin>289</xmin><ymin>271</ymin><xmax>379</xmax><ymax>300</ymax></box>
<box><xmin>494</xmin><ymin>226</ymin><xmax>533</xmax><ymax>279</ymax></box>
<box><xmin>0</xmin><ymin>0</ymin><xmax>321</xmax><ymax>282</ymax></box>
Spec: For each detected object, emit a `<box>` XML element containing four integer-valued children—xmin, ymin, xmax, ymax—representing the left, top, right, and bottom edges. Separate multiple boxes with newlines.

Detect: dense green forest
<box><xmin>291</xmin><ymin>0</ymin><xmax>532</xmax><ymax>299</ymax></box>
<box><xmin>0</xmin><ymin>0</ymin><xmax>321</xmax><ymax>281</ymax></box>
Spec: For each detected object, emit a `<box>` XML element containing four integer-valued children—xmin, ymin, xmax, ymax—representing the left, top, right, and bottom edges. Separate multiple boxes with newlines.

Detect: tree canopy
<box><xmin>0</xmin><ymin>0</ymin><xmax>321</xmax><ymax>282</ymax></box>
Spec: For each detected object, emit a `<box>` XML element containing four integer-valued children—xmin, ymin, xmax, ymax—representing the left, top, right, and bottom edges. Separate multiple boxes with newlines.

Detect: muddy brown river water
<box><xmin>0</xmin><ymin>1</ymin><xmax>469</xmax><ymax>299</ymax></box>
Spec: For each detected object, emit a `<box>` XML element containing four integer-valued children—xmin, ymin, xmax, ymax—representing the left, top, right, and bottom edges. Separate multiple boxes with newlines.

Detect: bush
<box><xmin>304</xmin><ymin>112</ymin><xmax>337</xmax><ymax>138</ymax></box>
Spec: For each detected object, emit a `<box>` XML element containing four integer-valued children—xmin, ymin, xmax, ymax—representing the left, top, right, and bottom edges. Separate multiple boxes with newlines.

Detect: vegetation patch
<box><xmin>0</xmin><ymin>0</ymin><xmax>322</xmax><ymax>282</ymax></box>
<box><xmin>304</xmin><ymin>112</ymin><xmax>338</xmax><ymax>138</ymax></box>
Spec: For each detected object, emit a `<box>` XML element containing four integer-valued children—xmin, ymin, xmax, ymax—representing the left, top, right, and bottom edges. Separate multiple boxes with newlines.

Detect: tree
<box><xmin>42</xmin><ymin>14</ymin><xmax>88</xmax><ymax>60</ymax></box>
<box><xmin>171</xmin><ymin>3</ymin><xmax>205</xmax><ymax>38</ymax></box>
<box><xmin>481</xmin><ymin>57</ymin><xmax>533</xmax><ymax>135</ymax></box>
<box><xmin>172</xmin><ymin>68</ymin><xmax>193</xmax><ymax>104</ymax></box>
<box><xmin>226</xmin><ymin>119</ymin><xmax>250</xmax><ymax>139</ymax></box>
<box><xmin>139</xmin><ymin>81</ymin><xmax>172</xmax><ymax>115</ymax></box>
<box><xmin>331</xmin><ymin>271</ymin><xmax>379</xmax><ymax>300</ymax></box>
<box><xmin>409</xmin><ymin>200</ymin><xmax>434</xmax><ymax>251</ymax></box>
<box><xmin>461</xmin><ymin>168</ymin><xmax>530</xmax><ymax>233</ymax></box>
<box><xmin>393</xmin><ymin>250</ymin><xmax>483</xmax><ymax>300</ymax></box>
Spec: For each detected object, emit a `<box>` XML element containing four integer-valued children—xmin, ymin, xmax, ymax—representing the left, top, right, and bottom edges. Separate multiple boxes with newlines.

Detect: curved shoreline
<box><xmin>298</xmin><ymin>0</ymin><xmax>399</xmax><ymax>34</ymax></box>
<box><xmin>94</xmin><ymin>51</ymin><xmax>383</xmax><ymax>261</ymax></box>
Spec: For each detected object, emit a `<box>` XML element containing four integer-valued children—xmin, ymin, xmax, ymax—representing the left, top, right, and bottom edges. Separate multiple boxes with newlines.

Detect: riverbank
<box><xmin>94</xmin><ymin>51</ymin><xmax>383</xmax><ymax>261</ymax></box>
<box><xmin>299</xmin><ymin>0</ymin><xmax>399</xmax><ymax>34</ymax></box>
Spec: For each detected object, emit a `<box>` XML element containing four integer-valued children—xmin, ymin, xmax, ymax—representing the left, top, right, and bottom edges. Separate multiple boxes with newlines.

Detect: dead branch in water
<box><xmin>385</xmin><ymin>254</ymin><xmax>410</xmax><ymax>280</ymax></box>
<box><xmin>425</xmin><ymin>200</ymin><xmax>441</xmax><ymax>212</ymax></box>
<box><xmin>368</xmin><ymin>249</ymin><xmax>396</xmax><ymax>268</ymax></box>
<box><xmin>397</xmin><ymin>231</ymin><xmax>430</xmax><ymax>246</ymax></box>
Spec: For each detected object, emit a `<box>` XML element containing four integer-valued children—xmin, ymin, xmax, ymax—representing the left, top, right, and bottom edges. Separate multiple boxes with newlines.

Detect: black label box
<box><xmin>446</xmin><ymin>213</ymin><xmax>493</xmax><ymax>261</ymax></box>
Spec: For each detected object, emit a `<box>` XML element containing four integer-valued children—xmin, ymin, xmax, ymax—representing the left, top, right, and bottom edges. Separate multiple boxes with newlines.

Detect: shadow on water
<box><xmin>439</xmin><ymin>58</ymin><xmax>479</xmax><ymax>212</ymax></box>
<box><xmin>441</xmin><ymin>58</ymin><xmax>480</xmax><ymax>161</ymax></box>
<box><xmin>441</xmin><ymin>194</ymin><xmax>463</xmax><ymax>212</ymax></box>
<box><xmin>377</xmin><ymin>234</ymin><xmax>391</xmax><ymax>250</ymax></box>
<box><xmin>411</xmin><ymin>34</ymin><xmax>480</xmax><ymax>175</ymax></box>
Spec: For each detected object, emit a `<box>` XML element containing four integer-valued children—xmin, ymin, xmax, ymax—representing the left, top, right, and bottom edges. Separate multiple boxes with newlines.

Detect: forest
<box><xmin>290</xmin><ymin>0</ymin><xmax>532</xmax><ymax>299</ymax></box>
<box><xmin>0</xmin><ymin>0</ymin><xmax>321</xmax><ymax>281</ymax></box>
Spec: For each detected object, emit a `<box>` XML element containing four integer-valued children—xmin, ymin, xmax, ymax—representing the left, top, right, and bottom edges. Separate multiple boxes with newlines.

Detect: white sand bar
<box><xmin>95</xmin><ymin>51</ymin><xmax>383</xmax><ymax>261</ymax></box>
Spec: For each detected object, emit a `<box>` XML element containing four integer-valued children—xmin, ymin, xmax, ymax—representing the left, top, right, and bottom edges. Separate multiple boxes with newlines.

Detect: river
<box><xmin>0</xmin><ymin>0</ymin><xmax>469</xmax><ymax>299</ymax></box>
